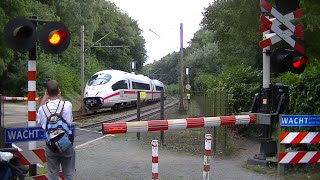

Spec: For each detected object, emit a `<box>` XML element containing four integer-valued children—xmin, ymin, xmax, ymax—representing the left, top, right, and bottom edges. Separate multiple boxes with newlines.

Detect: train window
<box><xmin>156</xmin><ymin>86</ymin><xmax>163</xmax><ymax>91</ymax></box>
<box><xmin>87</xmin><ymin>73</ymin><xmax>112</xmax><ymax>86</ymax></box>
<box><xmin>112</xmin><ymin>80</ymin><xmax>128</xmax><ymax>91</ymax></box>
<box><xmin>132</xmin><ymin>81</ymin><xmax>150</xmax><ymax>90</ymax></box>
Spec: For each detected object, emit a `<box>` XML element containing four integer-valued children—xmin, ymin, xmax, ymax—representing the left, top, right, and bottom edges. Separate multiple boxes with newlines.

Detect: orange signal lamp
<box><xmin>48</xmin><ymin>30</ymin><xmax>67</xmax><ymax>46</ymax></box>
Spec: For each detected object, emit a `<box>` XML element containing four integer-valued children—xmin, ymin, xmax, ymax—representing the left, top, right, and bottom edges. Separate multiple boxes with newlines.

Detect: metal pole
<box><xmin>0</xmin><ymin>94</ymin><xmax>4</xmax><ymax>148</ymax></box>
<box><xmin>262</xmin><ymin>13</ymin><xmax>272</xmax><ymax>138</ymax></box>
<box><xmin>160</xmin><ymin>91</ymin><xmax>164</xmax><ymax>144</ymax></box>
<box><xmin>263</xmin><ymin>14</ymin><xmax>271</xmax><ymax>89</ymax></box>
<box><xmin>179</xmin><ymin>23</ymin><xmax>184</xmax><ymax>111</ymax></box>
<box><xmin>80</xmin><ymin>25</ymin><xmax>85</xmax><ymax>114</ymax></box>
<box><xmin>187</xmin><ymin>72</ymin><xmax>190</xmax><ymax>106</ymax></box>
<box><xmin>28</xmin><ymin>15</ymin><xmax>37</xmax><ymax>176</ymax></box>
<box><xmin>137</xmin><ymin>91</ymin><xmax>141</xmax><ymax>140</ymax></box>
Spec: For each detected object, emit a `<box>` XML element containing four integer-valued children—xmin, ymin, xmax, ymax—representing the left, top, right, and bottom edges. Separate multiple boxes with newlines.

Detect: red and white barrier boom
<box><xmin>102</xmin><ymin>114</ymin><xmax>256</xmax><ymax>134</ymax></box>
<box><xmin>259</xmin><ymin>0</ymin><xmax>305</xmax><ymax>54</ymax></box>
<box><xmin>3</xmin><ymin>96</ymin><xmax>39</xmax><ymax>101</ymax></box>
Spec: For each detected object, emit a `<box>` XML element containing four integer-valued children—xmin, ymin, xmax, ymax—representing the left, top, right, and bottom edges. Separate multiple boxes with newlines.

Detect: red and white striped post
<box><xmin>203</xmin><ymin>134</ymin><xmax>212</xmax><ymax>180</ymax></box>
<box><xmin>28</xmin><ymin>59</ymin><xmax>37</xmax><ymax>150</ymax></box>
<box><xmin>151</xmin><ymin>140</ymin><xmax>159</xmax><ymax>180</ymax></box>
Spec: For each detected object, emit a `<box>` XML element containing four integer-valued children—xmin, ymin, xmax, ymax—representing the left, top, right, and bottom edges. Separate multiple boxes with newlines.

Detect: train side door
<box><xmin>112</xmin><ymin>80</ymin><xmax>128</xmax><ymax>100</ymax></box>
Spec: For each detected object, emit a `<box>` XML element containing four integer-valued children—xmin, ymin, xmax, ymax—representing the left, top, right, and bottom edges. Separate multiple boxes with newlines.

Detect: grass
<box><xmin>242</xmin><ymin>164</ymin><xmax>275</xmax><ymax>175</ymax></box>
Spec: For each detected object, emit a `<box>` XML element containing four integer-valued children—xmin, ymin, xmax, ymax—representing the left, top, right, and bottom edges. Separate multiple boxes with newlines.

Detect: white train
<box><xmin>83</xmin><ymin>69</ymin><xmax>165</xmax><ymax>111</ymax></box>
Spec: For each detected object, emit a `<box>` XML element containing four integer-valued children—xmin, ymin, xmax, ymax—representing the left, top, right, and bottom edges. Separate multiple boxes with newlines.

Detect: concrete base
<box><xmin>247</xmin><ymin>157</ymin><xmax>269</xmax><ymax>166</ymax></box>
<box><xmin>247</xmin><ymin>154</ymin><xmax>278</xmax><ymax>166</ymax></box>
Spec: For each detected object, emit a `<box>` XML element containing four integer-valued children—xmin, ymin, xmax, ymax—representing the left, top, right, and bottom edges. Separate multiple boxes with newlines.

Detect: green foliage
<box><xmin>37</xmin><ymin>53</ymin><xmax>78</xmax><ymax>95</ymax></box>
<box><xmin>165</xmin><ymin>84</ymin><xmax>179</xmax><ymax>96</ymax></box>
<box><xmin>201</xmin><ymin>0</ymin><xmax>262</xmax><ymax>68</ymax></box>
<box><xmin>0</xmin><ymin>0</ymin><xmax>146</xmax><ymax>98</ymax></box>
<box><xmin>195</xmin><ymin>64</ymin><xmax>261</xmax><ymax>113</ymax></box>
<box><xmin>142</xmin><ymin>52</ymin><xmax>180</xmax><ymax>85</ymax></box>
<box><xmin>187</xmin><ymin>30</ymin><xmax>221</xmax><ymax>76</ymax></box>
<box><xmin>274</xmin><ymin>59</ymin><xmax>320</xmax><ymax>115</ymax></box>
<box><xmin>302</xmin><ymin>0</ymin><xmax>320</xmax><ymax>60</ymax></box>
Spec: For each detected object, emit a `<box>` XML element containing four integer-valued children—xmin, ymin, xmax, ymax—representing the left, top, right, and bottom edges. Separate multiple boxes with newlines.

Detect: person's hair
<box><xmin>46</xmin><ymin>80</ymin><xmax>60</xmax><ymax>97</ymax></box>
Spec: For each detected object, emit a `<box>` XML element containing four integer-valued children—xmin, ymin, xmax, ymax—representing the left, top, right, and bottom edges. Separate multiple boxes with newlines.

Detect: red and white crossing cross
<box><xmin>259</xmin><ymin>0</ymin><xmax>305</xmax><ymax>54</ymax></box>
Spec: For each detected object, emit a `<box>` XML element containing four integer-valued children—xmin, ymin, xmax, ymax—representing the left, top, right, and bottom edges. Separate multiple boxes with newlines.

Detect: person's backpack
<box><xmin>43</xmin><ymin>101</ymin><xmax>73</xmax><ymax>153</ymax></box>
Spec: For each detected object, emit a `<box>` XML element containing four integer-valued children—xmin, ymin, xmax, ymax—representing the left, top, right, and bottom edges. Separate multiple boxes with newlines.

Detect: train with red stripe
<box><xmin>83</xmin><ymin>69</ymin><xmax>165</xmax><ymax>111</ymax></box>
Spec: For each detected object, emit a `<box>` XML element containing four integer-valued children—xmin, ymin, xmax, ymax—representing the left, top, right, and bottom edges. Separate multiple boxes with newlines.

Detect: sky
<box><xmin>108</xmin><ymin>0</ymin><xmax>213</xmax><ymax>65</ymax></box>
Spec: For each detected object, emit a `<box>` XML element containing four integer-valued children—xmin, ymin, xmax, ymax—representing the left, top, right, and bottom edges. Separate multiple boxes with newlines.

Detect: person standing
<box><xmin>36</xmin><ymin>80</ymin><xmax>75</xmax><ymax>180</ymax></box>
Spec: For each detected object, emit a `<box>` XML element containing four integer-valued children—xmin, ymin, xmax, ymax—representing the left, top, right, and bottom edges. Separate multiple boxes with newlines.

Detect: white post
<box><xmin>262</xmin><ymin>14</ymin><xmax>271</xmax><ymax>89</ymax></box>
<box><xmin>151</xmin><ymin>140</ymin><xmax>159</xmax><ymax>180</ymax></box>
<box><xmin>203</xmin><ymin>134</ymin><xmax>212</xmax><ymax>180</ymax></box>
<box><xmin>80</xmin><ymin>25</ymin><xmax>85</xmax><ymax>114</ymax></box>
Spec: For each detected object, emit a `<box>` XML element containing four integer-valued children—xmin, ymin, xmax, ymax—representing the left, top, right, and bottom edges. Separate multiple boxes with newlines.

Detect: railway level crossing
<box><xmin>102</xmin><ymin>114</ymin><xmax>255</xmax><ymax>179</ymax></box>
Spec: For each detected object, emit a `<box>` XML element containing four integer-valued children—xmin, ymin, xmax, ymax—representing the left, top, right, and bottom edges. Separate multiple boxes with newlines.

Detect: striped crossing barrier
<box><xmin>12</xmin><ymin>148</ymin><xmax>65</xmax><ymax>179</ymax></box>
<box><xmin>12</xmin><ymin>148</ymin><xmax>46</xmax><ymax>165</ymax></box>
<box><xmin>102</xmin><ymin>114</ymin><xmax>256</xmax><ymax>134</ymax></box>
<box><xmin>3</xmin><ymin>96</ymin><xmax>39</xmax><ymax>101</ymax></box>
<box><xmin>31</xmin><ymin>172</ymin><xmax>64</xmax><ymax>180</ymax></box>
<box><xmin>278</xmin><ymin>132</ymin><xmax>320</xmax><ymax>164</ymax></box>
<box><xmin>280</xmin><ymin>132</ymin><xmax>320</xmax><ymax>144</ymax></box>
<box><xmin>203</xmin><ymin>134</ymin><xmax>212</xmax><ymax>180</ymax></box>
<box><xmin>279</xmin><ymin>151</ymin><xmax>320</xmax><ymax>164</ymax></box>
<box><xmin>151</xmin><ymin>140</ymin><xmax>158</xmax><ymax>180</ymax></box>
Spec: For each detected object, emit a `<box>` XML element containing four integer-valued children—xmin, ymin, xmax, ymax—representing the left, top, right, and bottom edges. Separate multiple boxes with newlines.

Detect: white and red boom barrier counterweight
<box><xmin>102</xmin><ymin>115</ymin><xmax>256</xmax><ymax>135</ymax></box>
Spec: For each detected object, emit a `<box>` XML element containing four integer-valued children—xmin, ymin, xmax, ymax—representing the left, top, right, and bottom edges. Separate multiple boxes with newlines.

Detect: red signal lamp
<box><xmin>271</xmin><ymin>48</ymin><xmax>308</xmax><ymax>74</ymax></box>
<box><xmin>292</xmin><ymin>56</ymin><xmax>307</xmax><ymax>69</ymax></box>
<box><xmin>291</xmin><ymin>54</ymin><xmax>308</xmax><ymax>74</ymax></box>
<box><xmin>48</xmin><ymin>30</ymin><xmax>68</xmax><ymax>46</ymax></box>
<box><xmin>39</xmin><ymin>21</ymin><xmax>70</xmax><ymax>54</ymax></box>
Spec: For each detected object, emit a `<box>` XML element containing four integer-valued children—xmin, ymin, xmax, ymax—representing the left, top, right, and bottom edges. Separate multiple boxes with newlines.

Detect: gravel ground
<box><xmin>75</xmin><ymin>133</ymin><xmax>280</xmax><ymax>180</ymax></box>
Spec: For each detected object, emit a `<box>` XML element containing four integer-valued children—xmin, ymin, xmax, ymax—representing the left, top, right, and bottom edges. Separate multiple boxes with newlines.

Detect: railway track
<box><xmin>75</xmin><ymin>97</ymin><xmax>179</xmax><ymax>131</ymax></box>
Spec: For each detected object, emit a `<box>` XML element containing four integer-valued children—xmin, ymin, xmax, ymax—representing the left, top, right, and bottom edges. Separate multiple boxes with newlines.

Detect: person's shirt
<box><xmin>36</xmin><ymin>99</ymin><xmax>73</xmax><ymax>129</ymax></box>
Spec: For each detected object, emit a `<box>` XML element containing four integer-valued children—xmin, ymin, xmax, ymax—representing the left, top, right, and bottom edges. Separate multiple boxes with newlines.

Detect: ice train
<box><xmin>83</xmin><ymin>69</ymin><xmax>165</xmax><ymax>111</ymax></box>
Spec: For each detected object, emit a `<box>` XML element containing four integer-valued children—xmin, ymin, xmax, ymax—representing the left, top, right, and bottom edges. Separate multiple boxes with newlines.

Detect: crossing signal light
<box><xmin>39</xmin><ymin>21</ymin><xmax>70</xmax><ymax>54</ymax></box>
<box><xmin>3</xmin><ymin>18</ymin><xmax>37</xmax><ymax>52</ymax></box>
<box><xmin>271</xmin><ymin>48</ymin><xmax>308</xmax><ymax>74</ymax></box>
<box><xmin>3</xmin><ymin>18</ymin><xmax>70</xmax><ymax>54</ymax></box>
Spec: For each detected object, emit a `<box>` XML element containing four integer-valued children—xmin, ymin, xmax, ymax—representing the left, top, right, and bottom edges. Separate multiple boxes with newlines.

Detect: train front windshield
<box><xmin>87</xmin><ymin>73</ymin><xmax>112</xmax><ymax>86</ymax></box>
